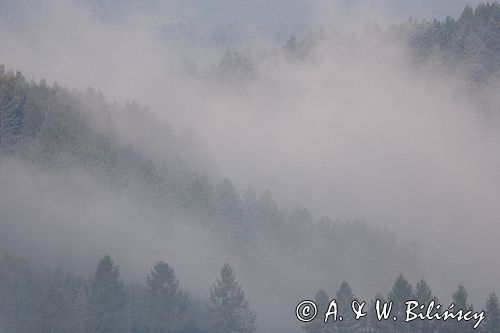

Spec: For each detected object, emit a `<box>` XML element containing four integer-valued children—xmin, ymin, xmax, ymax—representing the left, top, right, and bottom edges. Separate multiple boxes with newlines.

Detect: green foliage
<box><xmin>0</xmin><ymin>67</ymin><xmax>422</xmax><ymax>301</ymax></box>
<box><xmin>484</xmin><ymin>293</ymin><xmax>500</xmax><ymax>333</ymax></box>
<box><xmin>145</xmin><ymin>261</ymin><xmax>189</xmax><ymax>333</ymax></box>
<box><xmin>368</xmin><ymin>292</ymin><xmax>391</xmax><ymax>333</ymax></box>
<box><xmin>87</xmin><ymin>255</ymin><xmax>128</xmax><ymax>333</ymax></box>
<box><xmin>1</xmin><ymin>253</ymin><xmax>498</xmax><ymax>333</ymax></box>
<box><xmin>8</xmin><ymin>3</ymin><xmax>500</xmax><ymax>325</ymax></box>
<box><xmin>414</xmin><ymin>279</ymin><xmax>438</xmax><ymax>333</ymax></box>
<box><xmin>0</xmin><ymin>253</ymin><xmax>36</xmax><ymax>332</ymax></box>
<box><xmin>402</xmin><ymin>3</ymin><xmax>500</xmax><ymax>81</ymax></box>
<box><xmin>388</xmin><ymin>274</ymin><xmax>415</xmax><ymax>333</ymax></box>
<box><xmin>303</xmin><ymin>289</ymin><xmax>332</xmax><ymax>333</ymax></box>
<box><xmin>208</xmin><ymin>263</ymin><xmax>257</xmax><ymax>333</ymax></box>
<box><xmin>335</xmin><ymin>282</ymin><xmax>359</xmax><ymax>333</ymax></box>
<box><xmin>212</xmin><ymin>50</ymin><xmax>255</xmax><ymax>83</ymax></box>
<box><xmin>0</xmin><ymin>70</ymin><xmax>26</xmax><ymax>150</ymax></box>
<box><xmin>33</xmin><ymin>271</ymin><xmax>87</xmax><ymax>333</ymax></box>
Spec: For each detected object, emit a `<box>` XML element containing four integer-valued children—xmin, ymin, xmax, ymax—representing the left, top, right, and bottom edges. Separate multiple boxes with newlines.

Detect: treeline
<box><xmin>0</xmin><ymin>66</ymin><xmax>420</xmax><ymax>292</ymax></box>
<box><xmin>400</xmin><ymin>2</ymin><xmax>500</xmax><ymax>82</ymax></box>
<box><xmin>213</xmin><ymin>2</ymin><xmax>500</xmax><ymax>86</ymax></box>
<box><xmin>304</xmin><ymin>275</ymin><xmax>500</xmax><ymax>333</ymax></box>
<box><xmin>0</xmin><ymin>253</ymin><xmax>256</xmax><ymax>333</ymax></box>
<box><xmin>3</xmin><ymin>252</ymin><xmax>498</xmax><ymax>333</ymax></box>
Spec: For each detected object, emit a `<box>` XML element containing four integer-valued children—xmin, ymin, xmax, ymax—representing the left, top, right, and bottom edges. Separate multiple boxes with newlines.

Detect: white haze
<box><xmin>1</xmin><ymin>0</ymin><xmax>500</xmax><ymax>331</ymax></box>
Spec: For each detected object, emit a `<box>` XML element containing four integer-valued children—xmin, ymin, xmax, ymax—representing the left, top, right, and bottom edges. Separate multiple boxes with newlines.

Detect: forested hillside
<box><xmin>401</xmin><ymin>3</ymin><xmax>500</xmax><ymax>82</ymax></box>
<box><xmin>0</xmin><ymin>65</ymin><xmax>418</xmax><ymax>331</ymax></box>
<box><xmin>220</xmin><ymin>3</ymin><xmax>500</xmax><ymax>88</ymax></box>
<box><xmin>1</xmin><ymin>1</ymin><xmax>500</xmax><ymax>333</ymax></box>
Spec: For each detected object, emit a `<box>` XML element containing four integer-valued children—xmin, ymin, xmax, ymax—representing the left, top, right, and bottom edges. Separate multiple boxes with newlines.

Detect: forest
<box><xmin>1</xmin><ymin>1</ymin><xmax>500</xmax><ymax>333</ymax></box>
<box><xmin>1</xmin><ymin>252</ymin><xmax>499</xmax><ymax>332</ymax></box>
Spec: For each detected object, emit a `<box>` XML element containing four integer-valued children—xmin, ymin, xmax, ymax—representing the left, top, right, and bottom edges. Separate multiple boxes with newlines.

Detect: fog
<box><xmin>1</xmin><ymin>1</ymin><xmax>499</xmax><ymax>332</ymax></box>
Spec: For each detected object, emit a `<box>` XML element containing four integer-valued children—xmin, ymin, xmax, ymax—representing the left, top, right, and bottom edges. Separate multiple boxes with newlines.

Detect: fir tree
<box><xmin>0</xmin><ymin>72</ymin><xmax>25</xmax><ymax>150</ymax></box>
<box><xmin>303</xmin><ymin>289</ymin><xmax>332</xmax><ymax>333</ymax></box>
<box><xmin>483</xmin><ymin>293</ymin><xmax>500</xmax><ymax>333</ymax></box>
<box><xmin>414</xmin><ymin>278</ymin><xmax>438</xmax><ymax>333</ymax></box>
<box><xmin>146</xmin><ymin>261</ymin><xmax>189</xmax><ymax>333</ymax></box>
<box><xmin>388</xmin><ymin>274</ymin><xmax>414</xmax><ymax>333</ymax></box>
<box><xmin>335</xmin><ymin>282</ymin><xmax>359</xmax><ymax>333</ymax></box>
<box><xmin>208</xmin><ymin>263</ymin><xmax>256</xmax><ymax>333</ymax></box>
<box><xmin>87</xmin><ymin>255</ymin><xmax>128</xmax><ymax>333</ymax></box>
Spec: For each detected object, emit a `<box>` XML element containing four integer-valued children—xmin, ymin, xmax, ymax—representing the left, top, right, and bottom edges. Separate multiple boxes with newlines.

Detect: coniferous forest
<box><xmin>1</xmin><ymin>1</ymin><xmax>500</xmax><ymax>332</ymax></box>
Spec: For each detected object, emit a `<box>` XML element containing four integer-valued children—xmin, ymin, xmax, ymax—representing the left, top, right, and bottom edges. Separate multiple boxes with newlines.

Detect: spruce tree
<box><xmin>303</xmin><ymin>289</ymin><xmax>331</xmax><ymax>333</ymax></box>
<box><xmin>388</xmin><ymin>274</ymin><xmax>414</xmax><ymax>333</ymax></box>
<box><xmin>369</xmin><ymin>293</ymin><xmax>390</xmax><ymax>333</ymax></box>
<box><xmin>454</xmin><ymin>285</ymin><xmax>475</xmax><ymax>332</ymax></box>
<box><xmin>0</xmin><ymin>72</ymin><xmax>25</xmax><ymax>150</ymax></box>
<box><xmin>208</xmin><ymin>263</ymin><xmax>256</xmax><ymax>333</ymax></box>
<box><xmin>414</xmin><ymin>278</ymin><xmax>438</xmax><ymax>333</ymax></box>
<box><xmin>87</xmin><ymin>255</ymin><xmax>128</xmax><ymax>333</ymax></box>
<box><xmin>335</xmin><ymin>282</ymin><xmax>359</xmax><ymax>333</ymax></box>
<box><xmin>440</xmin><ymin>285</ymin><xmax>474</xmax><ymax>333</ymax></box>
<box><xmin>0</xmin><ymin>253</ymin><xmax>36</xmax><ymax>332</ymax></box>
<box><xmin>483</xmin><ymin>293</ymin><xmax>500</xmax><ymax>333</ymax></box>
<box><xmin>146</xmin><ymin>261</ymin><xmax>189</xmax><ymax>333</ymax></box>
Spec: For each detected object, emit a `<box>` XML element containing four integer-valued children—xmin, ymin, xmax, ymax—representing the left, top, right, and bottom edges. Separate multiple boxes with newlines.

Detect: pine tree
<box><xmin>303</xmin><ymin>289</ymin><xmax>331</xmax><ymax>333</ymax></box>
<box><xmin>440</xmin><ymin>285</ymin><xmax>474</xmax><ymax>333</ymax></box>
<box><xmin>146</xmin><ymin>261</ymin><xmax>189</xmax><ymax>333</ymax></box>
<box><xmin>0</xmin><ymin>253</ymin><xmax>36</xmax><ymax>332</ymax></box>
<box><xmin>388</xmin><ymin>274</ymin><xmax>414</xmax><ymax>333</ymax></box>
<box><xmin>414</xmin><ymin>278</ymin><xmax>438</xmax><ymax>333</ymax></box>
<box><xmin>0</xmin><ymin>72</ymin><xmax>26</xmax><ymax>150</ymax></box>
<box><xmin>87</xmin><ymin>255</ymin><xmax>128</xmax><ymax>333</ymax></box>
<box><xmin>369</xmin><ymin>293</ymin><xmax>390</xmax><ymax>333</ymax></box>
<box><xmin>454</xmin><ymin>285</ymin><xmax>475</xmax><ymax>332</ymax></box>
<box><xmin>212</xmin><ymin>179</ymin><xmax>245</xmax><ymax>243</ymax></box>
<box><xmin>335</xmin><ymin>282</ymin><xmax>359</xmax><ymax>333</ymax></box>
<box><xmin>483</xmin><ymin>293</ymin><xmax>500</xmax><ymax>333</ymax></box>
<box><xmin>188</xmin><ymin>174</ymin><xmax>214</xmax><ymax>215</ymax></box>
<box><xmin>33</xmin><ymin>270</ymin><xmax>87</xmax><ymax>333</ymax></box>
<box><xmin>208</xmin><ymin>263</ymin><xmax>256</xmax><ymax>333</ymax></box>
